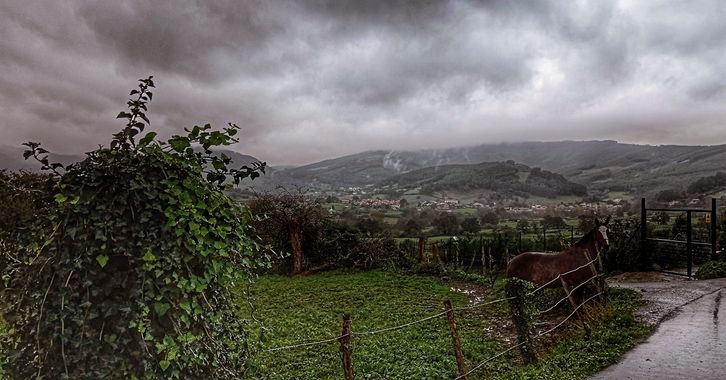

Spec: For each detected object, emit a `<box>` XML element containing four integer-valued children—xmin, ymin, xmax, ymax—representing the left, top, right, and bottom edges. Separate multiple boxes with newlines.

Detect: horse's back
<box><xmin>506</xmin><ymin>251</ymin><xmax>567</xmax><ymax>286</ymax></box>
<box><xmin>506</xmin><ymin>251</ymin><xmax>548</xmax><ymax>278</ymax></box>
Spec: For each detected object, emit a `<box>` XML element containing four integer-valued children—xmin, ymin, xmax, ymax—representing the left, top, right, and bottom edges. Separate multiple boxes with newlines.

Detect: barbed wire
<box><xmin>354</xmin><ymin>310</ymin><xmax>450</xmax><ymax>336</ymax></box>
<box><xmin>259</xmin><ymin>257</ymin><xmax>602</xmax><ymax>353</ymax></box>
<box><xmin>261</xmin><ymin>332</ymin><xmax>349</xmax><ymax>353</ymax></box>
<box><xmin>528</xmin><ymin>255</ymin><xmax>599</xmax><ymax>295</ymax></box>
<box><xmin>455</xmin><ymin>291</ymin><xmax>604</xmax><ymax>380</ymax></box>
<box><xmin>537</xmin><ymin>273</ymin><xmax>602</xmax><ymax>315</ymax></box>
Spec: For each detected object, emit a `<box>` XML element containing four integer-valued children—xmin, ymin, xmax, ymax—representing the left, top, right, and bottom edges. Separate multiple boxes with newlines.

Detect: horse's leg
<box><xmin>559</xmin><ymin>277</ymin><xmax>579</xmax><ymax>312</ymax></box>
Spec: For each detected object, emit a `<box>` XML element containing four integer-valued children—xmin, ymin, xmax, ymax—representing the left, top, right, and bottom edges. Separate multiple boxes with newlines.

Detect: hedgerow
<box><xmin>0</xmin><ymin>77</ymin><xmax>270</xmax><ymax>378</ymax></box>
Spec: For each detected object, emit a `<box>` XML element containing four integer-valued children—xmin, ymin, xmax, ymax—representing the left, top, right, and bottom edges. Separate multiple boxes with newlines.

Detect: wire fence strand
<box><xmin>537</xmin><ymin>273</ymin><xmax>602</xmax><ymax>315</ymax></box>
<box><xmin>455</xmin><ymin>291</ymin><xmax>604</xmax><ymax>380</ymax></box>
<box><xmin>528</xmin><ymin>256</ymin><xmax>599</xmax><ymax>295</ymax></box>
<box><xmin>259</xmin><ymin>257</ymin><xmax>602</xmax><ymax>354</ymax></box>
<box><xmin>261</xmin><ymin>332</ymin><xmax>349</xmax><ymax>353</ymax></box>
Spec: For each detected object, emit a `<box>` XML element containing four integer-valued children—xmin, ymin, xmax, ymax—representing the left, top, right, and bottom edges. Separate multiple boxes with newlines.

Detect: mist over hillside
<box><xmin>270</xmin><ymin>140</ymin><xmax>726</xmax><ymax>197</ymax></box>
<box><xmin>378</xmin><ymin>161</ymin><xmax>586</xmax><ymax>198</ymax></box>
<box><xmin>5</xmin><ymin>141</ymin><xmax>726</xmax><ymax>198</ymax></box>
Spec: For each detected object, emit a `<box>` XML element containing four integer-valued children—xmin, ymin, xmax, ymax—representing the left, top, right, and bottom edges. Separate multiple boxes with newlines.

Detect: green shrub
<box><xmin>695</xmin><ymin>260</ymin><xmax>726</xmax><ymax>279</ymax></box>
<box><xmin>0</xmin><ymin>77</ymin><xmax>269</xmax><ymax>378</ymax></box>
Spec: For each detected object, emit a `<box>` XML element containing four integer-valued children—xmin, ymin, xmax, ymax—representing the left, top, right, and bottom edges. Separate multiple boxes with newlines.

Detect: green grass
<box><xmin>493</xmin><ymin>288</ymin><xmax>651</xmax><ymax>380</ymax></box>
<box><xmin>242</xmin><ymin>271</ymin><xmax>498</xmax><ymax>379</ymax></box>
<box><xmin>452</xmin><ymin>208</ymin><xmax>479</xmax><ymax>216</ymax></box>
<box><xmin>241</xmin><ymin>271</ymin><xmax>649</xmax><ymax>380</ymax></box>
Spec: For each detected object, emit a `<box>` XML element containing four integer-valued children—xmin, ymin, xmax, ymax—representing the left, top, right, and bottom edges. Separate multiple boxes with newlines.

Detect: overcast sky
<box><xmin>1</xmin><ymin>1</ymin><xmax>726</xmax><ymax>165</ymax></box>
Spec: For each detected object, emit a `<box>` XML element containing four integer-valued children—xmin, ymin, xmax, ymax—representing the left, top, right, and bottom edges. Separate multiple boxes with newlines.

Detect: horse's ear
<box><xmin>594</xmin><ymin>216</ymin><xmax>602</xmax><ymax>226</ymax></box>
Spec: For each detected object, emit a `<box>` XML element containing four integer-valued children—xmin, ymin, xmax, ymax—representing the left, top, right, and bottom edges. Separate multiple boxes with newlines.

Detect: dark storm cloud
<box><xmin>1</xmin><ymin>0</ymin><xmax>726</xmax><ymax>165</ymax></box>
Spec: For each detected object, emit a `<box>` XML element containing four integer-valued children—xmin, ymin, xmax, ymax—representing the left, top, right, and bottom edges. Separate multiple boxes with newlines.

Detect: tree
<box><xmin>542</xmin><ymin>215</ymin><xmax>567</xmax><ymax>229</ymax></box>
<box><xmin>248</xmin><ymin>192</ymin><xmax>326</xmax><ymax>274</ymax></box>
<box><xmin>433</xmin><ymin>212</ymin><xmax>460</xmax><ymax>235</ymax></box>
<box><xmin>1</xmin><ymin>77</ymin><xmax>268</xmax><ymax>378</ymax></box>
<box><xmin>479</xmin><ymin>211</ymin><xmax>499</xmax><ymax>227</ymax></box>
<box><xmin>656</xmin><ymin>189</ymin><xmax>684</xmax><ymax>203</ymax></box>
<box><xmin>355</xmin><ymin>217</ymin><xmax>384</xmax><ymax>234</ymax></box>
<box><xmin>577</xmin><ymin>215</ymin><xmax>594</xmax><ymax>233</ymax></box>
<box><xmin>516</xmin><ymin>219</ymin><xmax>531</xmax><ymax>233</ymax></box>
<box><xmin>652</xmin><ymin>211</ymin><xmax>671</xmax><ymax>225</ymax></box>
<box><xmin>402</xmin><ymin>218</ymin><xmax>423</xmax><ymax>237</ymax></box>
<box><xmin>460</xmin><ymin>216</ymin><xmax>481</xmax><ymax>234</ymax></box>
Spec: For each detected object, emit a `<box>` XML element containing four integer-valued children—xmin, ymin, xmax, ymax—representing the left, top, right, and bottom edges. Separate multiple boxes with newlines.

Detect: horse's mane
<box><xmin>572</xmin><ymin>228</ymin><xmax>597</xmax><ymax>247</ymax></box>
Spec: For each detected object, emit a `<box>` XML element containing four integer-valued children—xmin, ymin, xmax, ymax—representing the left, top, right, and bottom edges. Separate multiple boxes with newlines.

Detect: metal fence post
<box><xmin>641</xmin><ymin>198</ymin><xmax>647</xmax><ymax>256</ymax></box>
<box><xmin>686</xmin><ymin>211</ymin><xmax>692</xmax><ymax>278</ymax></box>
<box><xmin>711</xmin><ymin>198</ymin><xmax>718</xmax><ymax>260</ymax></box>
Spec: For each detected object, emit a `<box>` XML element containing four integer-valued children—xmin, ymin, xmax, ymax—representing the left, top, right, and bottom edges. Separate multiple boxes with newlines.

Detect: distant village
<box><xmin>345</xmin><ymin>196</ymin><xmax>629</xmax><ymax>217</ymax></box>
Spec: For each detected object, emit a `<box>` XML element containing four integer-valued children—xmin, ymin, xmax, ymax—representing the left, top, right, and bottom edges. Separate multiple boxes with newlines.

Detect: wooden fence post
<box><xmin>583</xmin><ymin>250</ymin><xmax>605</xmax><ymax>301</ymax></box>
<box><xmin>432</xmin><ymin>244</ymin><xmax>441</xmax><ymax>264</ymax></box>
<box><xmin>339</xmin><ymin>313</ymin><xmax>354</xmax><ymax>380</ymax></box>
<box><xmin>418</xmin><ymin>237</ymin><xmax>426</xmax><ymax>263</ymax></box>
<box><xmin>443</xmin><ymin>300</ymin><xmax>467</xmax><ymax>379</ymax></box>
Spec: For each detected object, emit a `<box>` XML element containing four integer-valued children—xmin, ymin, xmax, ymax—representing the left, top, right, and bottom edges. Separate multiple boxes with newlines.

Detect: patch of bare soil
<box><xmin>446</xmin><ymin>278</ymin><xmax>586</xmax><ymax>359</ymax></box>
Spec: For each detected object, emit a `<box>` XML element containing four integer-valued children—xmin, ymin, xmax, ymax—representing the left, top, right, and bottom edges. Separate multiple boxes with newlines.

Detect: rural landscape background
<box><xmin>2</xmin><ymin>1</ymin><xmax>726</xmax><ymax>379</ymax></box>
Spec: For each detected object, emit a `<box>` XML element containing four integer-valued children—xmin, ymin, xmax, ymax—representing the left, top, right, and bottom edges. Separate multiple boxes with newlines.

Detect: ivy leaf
<box><xmin>143</xmin><ymin>250</ymin><xmax>156</xmax><ymax>262</ymax></box>
<box><xmin>154</xmin><ymin>302</ymin><xmax>171</xmax><ymax>317</ymax></box>
<box><xmin>159</xmin><ymin>360</ymin><xmax>170</xmax><ymax>371</ymax></box>
<box><xmin>96</xmin><ymin>254</ymin><xmax>109</xmax><ymax>268</ymax></box>
<box><xmin>169</xmin><ymin>137</ymin><xmax>190</xmax><ymax>152</ymax></box>
<box><xmin>139</xmin><ymin>131</ymin><xmax>157</xmax><ymax>146</ymax></box>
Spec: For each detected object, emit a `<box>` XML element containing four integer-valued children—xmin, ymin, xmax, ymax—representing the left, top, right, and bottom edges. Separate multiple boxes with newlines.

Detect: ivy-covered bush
<box><xmin>0</xmin><ymin>77</ymin><xmax>270</xmax><ymax>378</ymax></box>
<box><xmin>695</xmin><ymin>260</ymin><xmax>726</xmax><ymax>280</ymax></box>
<box><xmin>0</xmin><ymin>170</ymin><xmax>54</xmax><ymax>289</ymax></box>
<box><xmin>600</xmin><ymin>217</ymin><xmax>646</xmax><ymax>272</ymax></box>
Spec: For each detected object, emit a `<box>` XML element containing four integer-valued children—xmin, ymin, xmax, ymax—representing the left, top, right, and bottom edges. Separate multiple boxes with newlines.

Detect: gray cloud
<box><xmin>1</xmin><ymin>0</ymin><xmax>726</xmax><ymax>166</ymax></box>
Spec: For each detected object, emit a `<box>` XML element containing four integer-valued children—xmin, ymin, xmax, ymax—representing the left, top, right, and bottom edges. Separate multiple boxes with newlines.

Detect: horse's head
<box><xmin>593</xmin><ymin>215</ymin><xmax>611</xmax><ymax>248</ymax></box>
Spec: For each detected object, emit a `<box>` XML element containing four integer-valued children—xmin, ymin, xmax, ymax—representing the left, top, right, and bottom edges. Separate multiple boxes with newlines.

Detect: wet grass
<box><xmin>241</xmin><ymin>270</ymin><xmax>650</xmax><ymax>379</ymax></box>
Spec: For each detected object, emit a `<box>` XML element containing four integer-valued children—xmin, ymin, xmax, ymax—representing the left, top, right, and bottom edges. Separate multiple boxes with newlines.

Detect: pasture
<box><xmin>241</xmin><ymin>270</ymin><xmax>649</xmax><ymax>379</ymax></box>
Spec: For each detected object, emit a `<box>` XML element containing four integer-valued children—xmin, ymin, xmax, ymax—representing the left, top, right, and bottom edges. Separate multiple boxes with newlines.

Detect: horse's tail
<box><xmin>505</xmin><ymin>278</ymin><xmax>538</xmax><ymax>364</ymax></box>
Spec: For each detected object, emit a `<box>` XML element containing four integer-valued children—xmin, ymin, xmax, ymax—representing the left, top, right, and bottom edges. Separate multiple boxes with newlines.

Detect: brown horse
<box><xmin>505</xmin><ymin>216</ymin><xmax>610</xmax><ymax>364</ymax></box>
<box><xmin>506</xmin><ymin>216</ymin><xmax>610</xmax><ymax>289</ymax></box>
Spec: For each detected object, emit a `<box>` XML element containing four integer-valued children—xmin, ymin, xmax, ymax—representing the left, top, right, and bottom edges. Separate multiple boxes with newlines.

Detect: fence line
<box><xmin>354</xmin><ymin>310</ymin><xmax>450</xmax><ymax>336</ymax></box>
<box><xmin>537</xmin><ymin>273</ymin><xmax>602</xmax><ymax>315</ymax></box>
<box><xmin>260</xmin><ymin>260</ymin><xmax>601</xmax><ymax>353</ymax></box>
<box><xmin>261</xmin><ymin>332</ymin><xmax>349</xmax><ymax>353</ymax></box>
<box><xmin>528</xmin><ymin>256</ymin><xmax>599</xmax><ymax>295</ymax></box>
<box><xmin>454</xmin><ymin>291</ymin><xmax>604</xmax><ymax>380</ymax></box>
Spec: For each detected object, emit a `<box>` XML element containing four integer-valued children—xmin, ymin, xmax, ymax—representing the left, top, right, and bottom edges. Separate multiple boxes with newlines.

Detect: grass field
<box><xmin>241</xmin><ymin>270</ymin><xmax>650</xmax><ymax>379</ymax></box>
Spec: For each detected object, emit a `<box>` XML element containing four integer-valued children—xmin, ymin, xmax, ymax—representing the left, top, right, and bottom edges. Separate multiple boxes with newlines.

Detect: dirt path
<box><xmin>590</xmin><ymin>273</ymin><xmax>726</xmax><ymax>379</ymax></box>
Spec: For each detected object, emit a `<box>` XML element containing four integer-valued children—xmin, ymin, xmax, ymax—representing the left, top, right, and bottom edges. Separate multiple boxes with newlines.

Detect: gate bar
<box><xmin>711</xmin><ymin>198</ymin><xmax>717</xmax><ymax>260</ymax></box>
<box><xmin>686</xmin><ymin>210</ymin><xmax>692</xmax><ymax>278</ymax></box>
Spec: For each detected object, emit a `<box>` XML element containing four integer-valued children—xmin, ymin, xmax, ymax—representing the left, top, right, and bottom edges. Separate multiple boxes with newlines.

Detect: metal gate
<box><xmin>640</xmin><ymin>198</ymin><xmax>718</xmax><ymax>277</ymax></box>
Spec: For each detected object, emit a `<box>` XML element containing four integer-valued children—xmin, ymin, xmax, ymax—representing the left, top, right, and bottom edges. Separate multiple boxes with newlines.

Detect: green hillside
<box><xmin>377</xmin><ymin>161</ymin><xmax>586</xmax><ymax>198</ymax></box>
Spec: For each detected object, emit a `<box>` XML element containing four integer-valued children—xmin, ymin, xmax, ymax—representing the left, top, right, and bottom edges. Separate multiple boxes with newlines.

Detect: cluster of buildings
<box><xmin>344</xmin><ymin>196</ymin><xmax>631</xmax><ymax>216</ymax></box>
<box><xmin>349</xmin><ymin>198</ymin><xmax>401</xmax><ymax>209</ymax></box>
<box><xmin>418</xmin><ymin>199</ymin><xmax>460</xmax><ymax>210</ymax></box>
